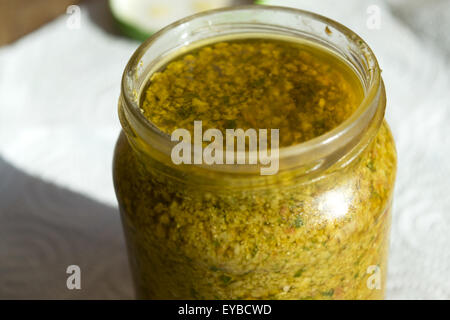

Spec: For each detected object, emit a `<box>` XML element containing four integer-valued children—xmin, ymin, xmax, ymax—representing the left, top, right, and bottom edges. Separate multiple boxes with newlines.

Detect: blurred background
<box><xmin>0</xmin><ymin>0</ymin><xmax>449</xmax><ymax>299</ymax></box>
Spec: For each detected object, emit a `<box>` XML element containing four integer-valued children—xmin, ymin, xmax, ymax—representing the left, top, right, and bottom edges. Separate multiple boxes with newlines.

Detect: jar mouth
<box><xmin>120</xmin><ymin>5</ymin><xmax>384</xmax><ymax>175</ymax></box>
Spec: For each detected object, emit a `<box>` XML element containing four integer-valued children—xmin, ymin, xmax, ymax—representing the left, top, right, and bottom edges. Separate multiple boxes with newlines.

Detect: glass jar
<box><xmin>113</xmin><ymin>5</ymin><xmax>397</xmax><ymax>300</ymax></box>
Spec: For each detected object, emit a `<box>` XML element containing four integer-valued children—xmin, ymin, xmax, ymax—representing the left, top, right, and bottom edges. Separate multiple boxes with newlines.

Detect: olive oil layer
<box><xmin>141</xmin><ymin>39</ymin><xmax>364</xmax><ymax>146</ymax></box>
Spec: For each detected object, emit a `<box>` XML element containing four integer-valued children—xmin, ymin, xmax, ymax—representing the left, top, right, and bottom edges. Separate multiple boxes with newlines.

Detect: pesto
<box><xmin>141</xmin><ymin>39</ymin><xmax>364</xmax><ymax>146</ymax></box>
<box><xmin>114</xmin><ymin>37</ymin><xmax>397</xmax><ymax>300</ymax></box>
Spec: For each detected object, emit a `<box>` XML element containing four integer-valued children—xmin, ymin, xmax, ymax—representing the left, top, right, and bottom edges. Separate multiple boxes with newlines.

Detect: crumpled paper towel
<box><xmin>0</xmin><ymin>0</ymin><xmax>449</xmax><ymax>299</ymax></box>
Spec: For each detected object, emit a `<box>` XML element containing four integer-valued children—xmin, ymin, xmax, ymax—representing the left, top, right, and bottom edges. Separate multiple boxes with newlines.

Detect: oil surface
<box><xmin>140</xmin><ymin>37</ymin><xmax>364</xmax><ymax>146</ymax></box>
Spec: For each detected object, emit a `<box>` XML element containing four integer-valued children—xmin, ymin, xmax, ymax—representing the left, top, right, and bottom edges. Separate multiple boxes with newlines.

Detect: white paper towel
<box><xmin>0</xmin><ymin>0</ymin><xmax>449</xmax><ymax>299</ymax></box>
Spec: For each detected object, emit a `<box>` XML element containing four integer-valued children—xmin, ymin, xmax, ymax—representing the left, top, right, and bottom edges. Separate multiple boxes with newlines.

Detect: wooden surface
<box><xmin>0</xmin><ymin>0</ymin><xmax>84</xmax><ymax>45</ymax></box>
<box><xmin>0</xmin><ymin>0</ymin><xmax>254</xmax><ymax>46</ymax></box>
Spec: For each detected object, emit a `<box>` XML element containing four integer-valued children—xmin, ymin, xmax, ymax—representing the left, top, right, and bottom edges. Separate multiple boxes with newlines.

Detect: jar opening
<box><xmin>120</xmin><ymin>5</ymin><xmax>385</xmax><ymax>177</ymax></box>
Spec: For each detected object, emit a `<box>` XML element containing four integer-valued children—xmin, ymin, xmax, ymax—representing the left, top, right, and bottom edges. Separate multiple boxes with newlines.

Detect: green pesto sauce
<box><xmin>140</xmin><ymin>38</ymin><xmax>364</xmax><ymax>146</ymax></box>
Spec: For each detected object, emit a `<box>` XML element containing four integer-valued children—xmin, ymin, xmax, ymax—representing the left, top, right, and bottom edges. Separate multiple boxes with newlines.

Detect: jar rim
<box><xmin>120</xmin><ymin>5</ymin><xmax>384</xmax><ymax>176</ymax></box>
